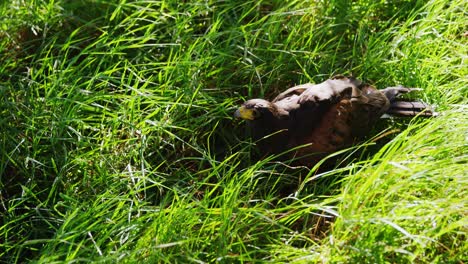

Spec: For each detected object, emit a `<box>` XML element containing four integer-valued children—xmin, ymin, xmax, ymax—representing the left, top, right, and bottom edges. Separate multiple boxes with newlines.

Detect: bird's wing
<box><xmin>287</xmin><ymin>76</ymin><xmax>389</xmax><ymax>164</ymax></box>
<box><xmin>272</xmin><ymin>84</ymin><xmax>311</xmax><ymax>103</ymax></box>
<box><xmin>273</xmin><ymin>93</ymin><xmax>302</xmax><ymax>114</ymax></box>
<box><xmin>297</xmin><ymin>76</ymin><xmax>363</xmax><ymax>105</ymax></box>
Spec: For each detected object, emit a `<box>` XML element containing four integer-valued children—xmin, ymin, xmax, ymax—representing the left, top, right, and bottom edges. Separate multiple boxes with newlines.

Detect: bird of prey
<box><xmin>234</xmin><ymin>75</ymin><xmax>435</xmax><ymax>165</ymax></box>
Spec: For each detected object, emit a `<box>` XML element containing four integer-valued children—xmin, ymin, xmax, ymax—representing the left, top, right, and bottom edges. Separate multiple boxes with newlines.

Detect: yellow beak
<box><xmin>234</xmin><ymin>106</ymin><xmax>256</xmax><ymax>120</ymax></box>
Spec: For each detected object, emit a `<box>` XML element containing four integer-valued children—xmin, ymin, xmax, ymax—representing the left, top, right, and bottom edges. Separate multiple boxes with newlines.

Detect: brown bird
<box><xmin>234</xmin><ymin>75</ymin><xmax>435</xmax><ymax>165</ymax></box>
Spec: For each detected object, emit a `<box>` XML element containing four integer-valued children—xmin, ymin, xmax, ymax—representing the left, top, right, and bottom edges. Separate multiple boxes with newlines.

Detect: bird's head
<box><xmin>234</xmin><ymin>99</ymin><xmax>283</xmax><ymax>121</ymax></box>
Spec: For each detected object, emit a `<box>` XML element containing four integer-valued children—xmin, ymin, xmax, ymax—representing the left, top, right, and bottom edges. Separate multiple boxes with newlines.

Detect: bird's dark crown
<box><xmin>242</xmin><ymin>99</ymin><xmax>274</xmax><ymax>109</ymax></box>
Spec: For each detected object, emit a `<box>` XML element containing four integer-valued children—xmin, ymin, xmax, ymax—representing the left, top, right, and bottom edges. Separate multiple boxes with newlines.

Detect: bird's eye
<box><xmin>252</xmin><ymin>108</ymin><xmax>261</xmax><ymax>117</ymax></box>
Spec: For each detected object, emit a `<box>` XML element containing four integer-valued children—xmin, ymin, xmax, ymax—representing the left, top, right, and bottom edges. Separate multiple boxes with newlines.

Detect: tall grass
<box><xmin>1</xmin><ymin>0</ymin><xmax>466</xmax><ymax>262</ymax></box>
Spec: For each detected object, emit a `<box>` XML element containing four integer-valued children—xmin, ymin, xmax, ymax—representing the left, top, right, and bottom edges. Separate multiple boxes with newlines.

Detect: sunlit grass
<box><xmin>1</xmin><ymin>0</ymin><xmax>466</xmax><ymax>262</ymax></box>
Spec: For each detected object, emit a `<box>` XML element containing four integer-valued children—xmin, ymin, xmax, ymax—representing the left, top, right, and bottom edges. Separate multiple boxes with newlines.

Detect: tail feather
<box><xmin>387</xmin><ymin>100</ymin><xmax>437</xmax><ymax>117</ymax></box>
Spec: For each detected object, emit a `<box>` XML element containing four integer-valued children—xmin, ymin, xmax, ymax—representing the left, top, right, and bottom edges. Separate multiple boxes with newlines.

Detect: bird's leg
<box><xmin>380</xmin><ymin>86</ymin><xmax>422</xmax><ymax>101</ymax></box>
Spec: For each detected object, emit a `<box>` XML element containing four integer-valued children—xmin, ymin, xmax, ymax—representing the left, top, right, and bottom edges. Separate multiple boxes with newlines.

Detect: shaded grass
<box><xmin>1</xmin><ymin>0</ymin><xmax>467</xmax><ymax>262</ymax></box>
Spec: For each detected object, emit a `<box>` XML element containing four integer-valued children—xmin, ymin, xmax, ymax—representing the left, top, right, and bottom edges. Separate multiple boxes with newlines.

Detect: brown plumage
<box><xmin>234</xmin><ymin>75</ymin><xmax>436</xmax><ymax>165</ymax></box>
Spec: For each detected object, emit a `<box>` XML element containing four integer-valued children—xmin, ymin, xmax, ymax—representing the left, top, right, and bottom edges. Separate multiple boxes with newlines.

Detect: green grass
<box><xmin>1</xmin><ymin>0</ymin><xmax>466</xmax><ymax>263</ymax></box>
